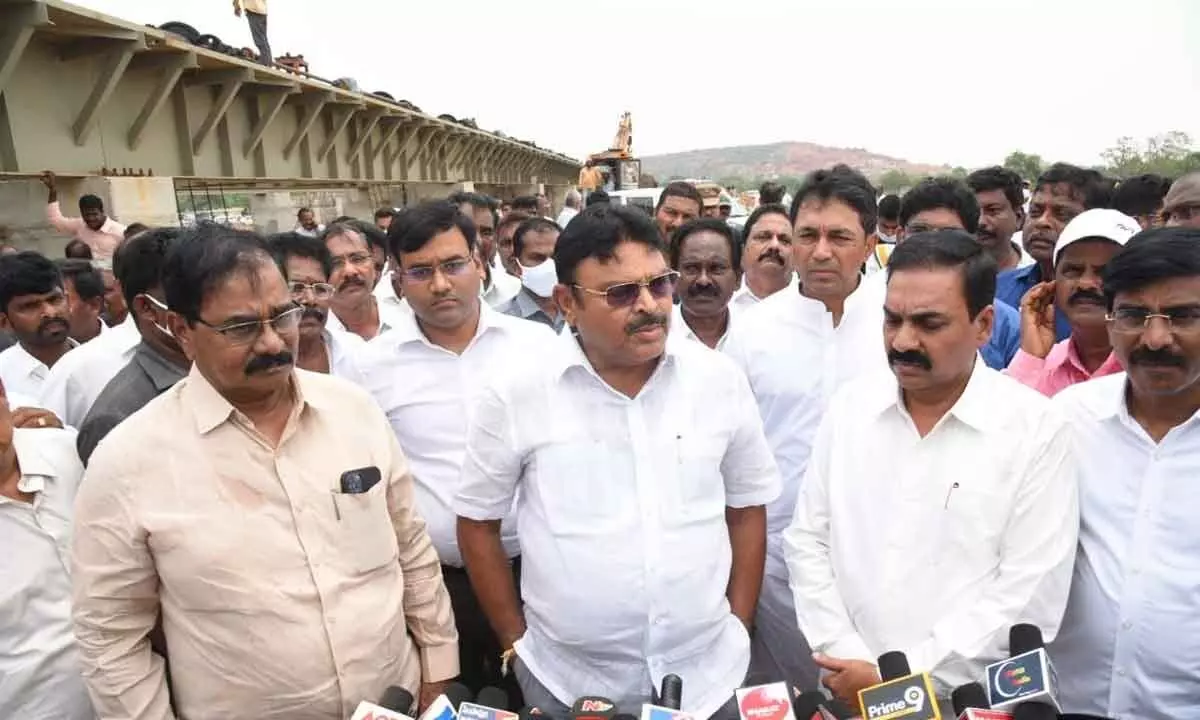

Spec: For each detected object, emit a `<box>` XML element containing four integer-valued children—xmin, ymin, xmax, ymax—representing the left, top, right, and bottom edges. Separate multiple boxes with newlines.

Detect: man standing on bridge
<box><xmin>41</xmin><ymin>172</ymin><xmax>125</xmax><ymax>262</ymax></box>
<box><xmin>233</xmin><ymin>0</ymin><xmax>271</xmax><ymax>66</ymax></box>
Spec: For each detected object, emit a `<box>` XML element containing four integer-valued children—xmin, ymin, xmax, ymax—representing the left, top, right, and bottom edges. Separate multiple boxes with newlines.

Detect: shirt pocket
<box><xmin>533</xmin><ymin>441</ymin><xmax>632</xmax><ymax>537</ymax></box>
<box><xmin>669</xmin><ymin>432</ymin><xmax>728</xmax><ymax>524</ymax></box>
<box><xmin>938</xmin><ymin>479</ymin><xmax>1010</xmax><ymax>566</ymax></box>
<box><xmin>330</xmin><ymin>482</ymin><xmax>399</xmax><ymax>574</ymax></box>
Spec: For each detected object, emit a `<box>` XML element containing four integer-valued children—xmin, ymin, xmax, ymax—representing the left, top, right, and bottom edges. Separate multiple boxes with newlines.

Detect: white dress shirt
<box><xmin>555</xmin><ymin>206</ymin><xmax>578</xmax><ymax>228</ymax></box>
<box><xmin>373</xmin><ymin>269</ymin><xmax>413</xmax><ymax>315</ymax></box>
<box><xmin>482</xmin><ymin>268</ymin><xmax>521</xmax><ymax>310</ymax></box>
<box><xmin>41</xmin><ymin>315</ymin><xmax>140</xmax><ymax>426</ymax></box>
<box><xmin>669</xmin><ymin>303</ymin><xmax>738</xmax><ymax>351</ymax></box>
<box><xmin>730</xmin><ymin>273</ymin><xmax>799</xmax><ymax>308</ymax></box>
<box><xmin>783</xmin><ymin>362</ymin><xmax>1079</xmax><ymax>699</ymax></box>
<box><xmin>351</xmin><ymin>304</ymin><xmax>556</xmax><ymax>566</ymax></box>
<box><xmin>0</xmin><ymin>339</ymin><xmax>80</xmax><ymax>403</ymax></box>
<box><xmin>454</xmin><ymin>333</ymin><xmax>781</xmax><ymax>719</ymax></box>
<box><xmin>326</xmin><ymin>300</ymin><xmax>411</xmax><ymax>341</ymax></box>
<box><xmin>1049</xmin><ymin>373</ymin><xmax>1200</xmax><ymax>720</ymax></box>
<box><xmin>0</xmin><ymin>427</ymin><xmax>94</xmax><ymax>720</ymax></box>
<box><xmin>325</xmin><ymin>328</ymin><xmax>364</xmax><ymax>378</ymax></box>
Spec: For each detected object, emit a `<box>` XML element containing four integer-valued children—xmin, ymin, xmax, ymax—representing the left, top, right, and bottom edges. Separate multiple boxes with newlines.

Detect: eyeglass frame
<box><xmin>194</xmin><ymin>304</ymin><xmax>304</xmax><ymax>346</ymax></box>
<box><xmin>571</xmin><ymin>270</ymin><xmax>680</xmax><ymax>308</ymax></box>
<box><xmin>1106</xmin><ymin>306</ymin><xmax>1200</xmax><ymax>334</ymax></box>
<box><xmin>397</xmin><ymin>257</ymin><xmax>475</xmax><ymax>283</ymax></box>
<box><xmin>288</xmin><ymin>281</ymin><xmax>335</xmax><ymax>300</ymax></box>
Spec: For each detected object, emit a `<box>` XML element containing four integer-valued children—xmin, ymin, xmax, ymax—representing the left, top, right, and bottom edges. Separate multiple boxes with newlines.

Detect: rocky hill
<box><xmin>641</xmin><ymin>141</ymin><xmax>949</xmax><ymax>183</ymax></box>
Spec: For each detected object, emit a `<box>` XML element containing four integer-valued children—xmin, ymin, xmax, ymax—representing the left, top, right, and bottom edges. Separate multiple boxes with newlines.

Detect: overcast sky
<box><xmin>77</xmin><ymin>0</ymin><xmax>1200</xmax><ymax>167</ymax></box>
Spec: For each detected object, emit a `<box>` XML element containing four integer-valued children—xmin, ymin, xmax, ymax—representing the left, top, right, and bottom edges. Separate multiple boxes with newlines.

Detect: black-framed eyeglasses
<box><xmin>1107</xmin><ymin>307</ymin><xmax>1200</xmax><ymax>334</ymax></box>
<box><xmin>399</xmin><ymin>258</ymin><xmax>473</xmax><ymax>283</ymax></box>
<box><xmin>573</xmin><ymin>270</ymin><xmax>679</xmax><ymax>308</ymax></box>
<box><xmin>331</xmin><ymin>251</ymin><xmax>373</xmax><ymax>270</ymax></box>
<box><xmin>196</xmin><ymin>305</ymin><xmax>303</xmax><ymax>346</ymax></box>
<box><xmin>289</xmin><ymin>281</ymin><xmax>335</xmax><ymax>300</ymax></box>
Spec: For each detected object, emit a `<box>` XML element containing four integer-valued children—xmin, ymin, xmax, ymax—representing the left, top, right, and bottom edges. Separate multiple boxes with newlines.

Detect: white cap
<box><xmin>1053</xmin><ymin>208</ymin><xmax>1140</xmax><ymax>265</ymax></box>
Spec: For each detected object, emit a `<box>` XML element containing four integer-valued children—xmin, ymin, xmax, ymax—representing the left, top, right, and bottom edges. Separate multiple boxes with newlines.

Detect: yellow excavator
<box><xmin>583</xmin><ymin>113</ymin><xmax>642</xmax><ymax>191</ymax></box>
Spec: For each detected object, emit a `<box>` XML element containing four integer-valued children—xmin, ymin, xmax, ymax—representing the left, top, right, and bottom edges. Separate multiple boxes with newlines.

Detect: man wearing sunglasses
<box><xmin>72</xmin><ymin>224</ymin><xmax>459</xmax><ymax>720</ymax></box>
<box><xmin>456</xmin><ymin>204</ymin><xmax>780</xmax><ymax>720</ymax></box>
<box><xmin>267</xmin><ymin>232</ymin><xmax>364</xmax><ymax>377</ymax></box>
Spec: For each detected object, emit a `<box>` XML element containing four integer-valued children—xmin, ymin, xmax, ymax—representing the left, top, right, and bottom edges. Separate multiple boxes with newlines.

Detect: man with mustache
<box><xmin>1007</xmin><ymin>209</ymin><xmax>1136</xmax><ymax>396</ymax></box>
<box><xmin>1048</xmin><ymin>226</ymin><xmax>1200</xmax><ymax>719</ymax></box>
<box><xmin>454</xmin><ymin>192</ymin><xmax>521</xmax><ymax>309</ymax></box>
<box><xmin>322</xmin><ymin>221</ymin><xmax>408</xmax><ymax>340</ymax></box>
<box><xmin>669</xmin><ymin>218</ymin><xmax>741</xmax><ymax>349</ymax></box>
<box><xmin>0</xmin><ymin>251</ymin><xmax>76</xmax><ymax>400</ymax></box>
<box><xmin>724</xmin><ymin>166</ymin><xmax>889</xmax><ymax>691</ymax></box>
<box><xmin>267</xmin><ymin>232</ymin><xmax>364</xmax><ymax>376</ymax></box>
<box><xmin>654</xmin><ymin>181</ymin><xmax>704</xmax><ymax>242</ymax></box>
<box><xmin>732</xmin><ymin>204</ymin><xmax>798</xmax><ymax>307</ymax></box>
<box><xmin>72</xmin><ymin>223</ymin><xmax>458</xmax><ymax>720</ymax></box>
<box><xmin>996</xmin><ymin>163</ymin><xmax>1115</xmax><ymax>342</ymax></box>
<box><xmin>353</xmin><ymin>201</ymin><xmax>554</xmax><ymax>700</ymax></box>
<box><xmin>966</xmin><ymin>166</ymin><xmax>1033</xmax><ymax>271</ymax></box>
<box><xmin>785</xmin><ymin>230</ymin><xmax>1078</xmax><ymax>714</ymax></box>
<box><xmin>456</xmin><ymin>204</ymin><xmax>779</xmax><ymax>720</ymax></box>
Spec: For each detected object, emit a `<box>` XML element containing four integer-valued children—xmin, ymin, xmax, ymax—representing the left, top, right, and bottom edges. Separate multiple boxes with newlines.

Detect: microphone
<box><xmin>417</xmin><ymin>682</ymin><xmax>474</xmax><ymax>720</ymax></box>
<box><xmin>984</xmin><ymin>624</ymin><xmax>1061</xmax><ymax>713</ymax></box>
<box><xmin>460</xmin><ymin>687</ymin><xmax>518</xmax><ymax>720</ymax></box>
<box><xmin>791</xmin><ymin>691</ymin><xmax>826</xmax><ymax>720</ymax></box>
<box><xmin>1012</xmin><ymin>706</ymin><xmax>1057</xmax><ymax>720</ymax></box>
<box><xmin>951</xmin><ymin>683</ymin><xmax>1011</xmax><ymax>720</ymax></box>
<box><xmin>660</xmin><ymin>675</ymin><xmax>683</xmax><ymax>710</ymax></box>
<box><xmin>736</xmin><ymin>682</ymin><xmax>797</xmax><ymax>720</ymax></box>
<box><xmin>856</xmin><ymin>651</ymin><xmax>941</xmax><ymax>720</ymax></box>
<box><xmin>571</xmin><ymin>696</ymin><xmax>618</xmax><ymax>720</ymax></box>
<box><xmin>351</xmin><ymin>686</ymin><xmax>416</xmax><ymax>720</ymax></box>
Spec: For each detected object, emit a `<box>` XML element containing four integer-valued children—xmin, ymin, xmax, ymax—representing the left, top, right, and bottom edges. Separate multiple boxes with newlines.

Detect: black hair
<box><xmin>0</xmin><ymin>251</ymin><xmax>64</xmax><ymax>313</ymax></box>
<box><xmin>1102</xmin><ymin>226</ymin><xmax>1200</xmax><ymax>310</ymax></box>
<box><xmin>498</xmin><ymin>210</ymin><xmax>534</xmax><ymax>234</ymax></box>
<box><xmin>899</xmin><ymin>177</ymin><xmax>981</xmax><ymax>234</ymax></box>
<box><xmin>554</xmin><ymin>204</ymin><xmax>664</xmax><ymax>285</ymax></box>
<box><xmin>374</xmin><ymin>207</ymin><xmax>396</xmax><ymax>221</ymax></box>
<box><xmin>966</xmin><ymin>166</ymin><xmax>1024</xmax><ymax>214</ymax></box>
<box><xmin>655</xmin><ymin>181</ymin><xmax>704</xmax><ymax>212</ymax></box>
<box><xmin>65</xmin><ymin>238</ymin><xmax>94</xmax><ymax>259</ymax></box>
<box><xmin>318</xmin><ymin>221</ymin><xmax>369</xmax><ymax>250</ymax></box>
<box><xmin>330</xmin><ymin>215</ymin><xmax>356</xmax><ymax>224</ymax></box>
<box><xmin>266</xmin><ymin>231</ymin><xmax>334</xmax><ymax>279</ymax></box>
<box><xmin>669</xmin><ymin>218</ymin><xmax>741</xmax><ymax>274</ymax></box>
<box><xmin>586</xmin><ymin>189</ymin><xmax>610</xmax><ymax>207</ymax></box>
<box><xmin>57</xmin><ymin>258</ymin><xmax>105</xmax><ymax>302</ymax></box>
<box><xmin>887</xmin><ymin>229</ymin><xmax>998</xmax><ymax>319</ymax></box>
<box><xmin>296</xmin><ymin>207</ymin><xmax>314</xmax><ymax>218</ymax></box>
<box><xmin>511</xmin><ymin>195</ymin><xmax>540</xmax><ymax>214</ymax></box>
<box><xmin>113</xmin><ymin>227</ymin><xmax>182</xmax><ymax>308</ymax></box>
<box><xmin>388</xmin><ymin>200</ymin><xmax>478</xmax><ymax>262</ymax></box>
<box><xmin>878</xmin><ymin>194</ymin><xmax>902</xmax><ymax>222</ymax></box>
<box><xmin>451</xmin><ymin>191</ymin><xmax>500</xmax><ymax>227</ymax></box>
<box><xmin>351</xmin><ymin>220</ymin><xmax>390</xmax><ymax>255</ymax></box>
<box><xmin>79</xmin><ymin>194</ymin><xmax>104</xmax><ymax>213</ymax></box>
<box><xmin>759</xmin><ymin>181</ymin><xmax>786</xmax><ymax>206</ymax></box>
<box><xmin>512</xmin><ymin>217</ymin><xmax>562</xmax><ymax>260</ymax></box>
<box><xmin>742</xmin><ymin>202</ymin><xmax>790</xmax><ymax>247</ymax></box>
<box><xmin>1035</xmin><ymin>162</ymin><xmax>1114</xmax><ymax>209</ymax></box>
<box><xmin>791</xmin><ymin>164</ymin><xmax>877</xmax><ymax>236</ymax></box>
<box><xmin>123</xmin><ymin>222</ymin><xmax>149</xmax><ymax>240</ymax></box>
<box><xmin>1112</xmin><ymin>174</ymin><xmax>1173</xmax><ymax>219</ymax></box>
<box><xmin>161</xmin><ymin>224</ymin><xmax>275</xmax><ymax>324</ymax></box>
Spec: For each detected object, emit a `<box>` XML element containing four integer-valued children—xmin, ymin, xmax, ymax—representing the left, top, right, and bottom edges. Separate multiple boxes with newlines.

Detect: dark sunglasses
<box><xmin>573</xmin><ymin>270</ymin><xmax>679</xmax><ymax>308</ymax></box>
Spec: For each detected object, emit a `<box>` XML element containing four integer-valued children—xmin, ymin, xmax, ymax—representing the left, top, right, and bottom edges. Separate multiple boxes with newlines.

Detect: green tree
<box><xmin>876</xmin><ymin>169</ymin><xmax>914</xmax><ymax>194</ymax></box>
<box><xmin>1003</xmin><ymin>151</ymin><xmax>1044</xmax><ymax>181</ymax></box>
<box><xmin>1101</xmin><ymin>131</ymin><xmax>1200</xmax><ymax>178</ymax></box>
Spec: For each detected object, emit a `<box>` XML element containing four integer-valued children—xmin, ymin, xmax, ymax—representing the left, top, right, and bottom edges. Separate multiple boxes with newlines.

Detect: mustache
<box><xmin>38</xmin><ymin>317</ymin><xmax>69</xmax><ymax>334</ymax></box>
<box><xmin>687</xmin><ymin>282</ymin><xmax>721</xmax><ymax>298</ymax></box>
<box><xmin>1129</xmin><ymin>347</ymin><xmax>1186</xmax><ymax>368</ymax></box>
<box><xmin>888</xmin><ymin>349</ymin><xmax>933</xmax><ymax>370</ymax></box>
<box><xmin>625</xmin><ymin>312</ymin><xmax>668</xmax><ymax>335</ymax></box>
<box><xmin>339</xmin><ymin>276</ymin><xmax>366</xmax><ymax>291</ymax></box>
<box><xmin>758</xmin><ymin>247</ymin><xmax>786</xmax><ymax>265</ymax></box>
<box><xmin>1069</xmin><ymin>289</ymin><xmax>1106</xmax><ymax>306</ymax></box>
<box><xmin>301</xmin><ymin>306</ymin><xmax>326</xmax><ymax>323</ymax></box>
<box><xmin>244</xmin><ymin>351</ymin><xmax>294</xmax><ymax>375</ymax></box>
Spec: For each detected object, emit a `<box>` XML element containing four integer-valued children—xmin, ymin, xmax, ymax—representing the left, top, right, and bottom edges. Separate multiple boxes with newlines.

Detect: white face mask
<box><xmin>519</xmin><ymin>258</ymin><xmax>558</xmax><ymax>298</ymax></box>
<box><xmin>140</xmin><ymin>294</ymin><xmax>175</xmax><ymax>339</ymax></box>
<box><xmin>877</xmin><ymin>231</ymin><xmax>897</xmax><ymax>244</ymax></box>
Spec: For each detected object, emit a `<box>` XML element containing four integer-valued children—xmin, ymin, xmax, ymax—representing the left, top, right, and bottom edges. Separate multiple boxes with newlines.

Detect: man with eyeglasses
<box><xmin>1049</xmin><ymin>226</ymin><xmax>1200</xmax><ymax>719</ymax></box>
<box><xmin>72</xmin><ymin>224</ymin><xmax>459</xmax><ymax>720</ymax></box>
<box><xmin>352</xmin><ymin>201</ymin><xmax>554</xmax><ymax>700</ymax></box>
<box><xmin>455</xmin><ymin>204</ymin><xmax>780</xmax><ymax>720</ymax></box>
<box><xmin>322</xmin><ymin>222</ymin><xmax>409</xmax><ymax>341</ymax></box>
<box><xmin>732</xmin><ymin>204</ymin><xmax>798</xmax><ymax>308</ymax></box>
<box><xmin>267</xmin><ymin>232</ymin><xmax>364</xmax><ymax>376</ymax></box>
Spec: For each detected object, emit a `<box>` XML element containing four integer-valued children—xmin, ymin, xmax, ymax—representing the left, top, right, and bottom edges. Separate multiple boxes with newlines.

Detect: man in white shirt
<box><xmin>267</xmin><ymin>232</ymin><xmax>364</xmax><ymax>376</ymax></box>
<box><xmin>0</xmin><ymin>386</ymin><xmax>94</xmax><ymax>720</ymax></box>
<box><xmin>555</xmin><ymin>190</ymin><xmax>581</xmax><ymax>228</ymax></box>
<box><xmin>294</xmin><ymin>206</ymin><xmax>324</xmax><ymax>237</ymax></box>
<box><xmin>354</xmin><ymin>201</ymin><xmax>555</xmax><ymax>698</ymax></box>
<box><xmin>784</xmin><ymin>230</ymin><xmax>1078</xmax><ymax>711</ymax></box>
<box><xmin>732</xmin><ymin>204</ymin><xmax>798</xmax><ymax>308</ymax></box>
<box><xmin>0</xmin><ymin>251</ymin><xmax>77</xmax><ymax>400</ymax></box>
<box><xmin>668</xmin><ymin>217</ymin><xmax>741</xmax><ymax>350</ymax></box>
<box><xmin>967</xmin><ymin>166</ymin><xmax>1035</xmax><ymax>272</ymax></box>
<box><xmin>58</xmin><ymin>258</ymin><xmax>108</xmax><ymax>344</ymax></box>
<box><xmin>456</xmin><ymin>204</ymin><xmax>780</xmax><ymax>720</ymax></box>
<box><xmin>453</xmin><ymin>192</ymin><xmax>521</xmax><ymax>309</ymax></box>
<box><xmin>500</xmin><ymin>217</ymin><xmax>566</xmax><ymax>332</ymax></box>
<box><xmin>323</xmin><ymin>222</ymin><xmax>407</xmax><ymax>340</ymax></box>
<box><xmin>724</xmin><ymin>165</ymin><xmax>888</xmax><ymax>689</ymax></box>
<box><xmin>1050</xmin><ymin>226</ymin><xmax>1200</xmax><ymax>719</ymax></box>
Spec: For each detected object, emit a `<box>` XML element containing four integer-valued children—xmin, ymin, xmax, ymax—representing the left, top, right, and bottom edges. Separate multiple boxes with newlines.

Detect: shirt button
<box><xmin>1117</xmin><ymin>669</ymin><xmax>1126</xmax><ymax>677</ymax></box>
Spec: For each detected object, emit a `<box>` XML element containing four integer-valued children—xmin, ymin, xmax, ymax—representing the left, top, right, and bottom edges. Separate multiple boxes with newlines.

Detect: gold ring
<box><xmin>37</xmin><ymin>417</ymin><xmax>46</xmax><ymax>427</ymax></box>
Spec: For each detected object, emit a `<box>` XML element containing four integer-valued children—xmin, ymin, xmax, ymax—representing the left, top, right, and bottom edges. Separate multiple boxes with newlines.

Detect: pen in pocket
<box><xmin>944</xmin><ymin>481</ymin><xmax>960</xmax><ymax>509</ymax></box>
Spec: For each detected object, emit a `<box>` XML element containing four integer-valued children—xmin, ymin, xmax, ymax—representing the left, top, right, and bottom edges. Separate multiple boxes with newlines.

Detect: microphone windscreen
<box><xmin>951</xmin><ymin>682</ymin><xmax>989</xmax><ymax>714</ymax></box>
<box><xmin>792</xmin><ymin>691</ymin><xmax>827</xmax><ymax>719</ymax></box>
<box><xmin>1009</xmin><ymin>624</ymin><xmax>1045</xmax><ymax>654</ymax></box>
<box><xmin>445</xmin><ymin>683</ymin><xmax>473</xmax><ymax>711</ymax></box>
<box><xmin>476</xmin><ymin>686</ymin><xmax>512</xmax><ymax>712</ymax></box>
<box><xmin>380</xmin><ymin>686</ymin><xmax>415</xmax><ymax>714</ymax></box>
<box><xmin>659</xmin><ymin>674</ymin><xmax>683</xmax><ymax>710</ymax></box>
<box><xmin>877</xmin><ymin>651</ymin><xmax>911</xmax><ymax>681</ymax></box>
<box><xmin>612</xmin><ymin>715</ymin><xmax>639</xmax><ymax>720</ymax></box>
<box><xmin>1013</xmin><ymin>704</ymin><xmax>1058</xmax><ymax>720</ymax></box>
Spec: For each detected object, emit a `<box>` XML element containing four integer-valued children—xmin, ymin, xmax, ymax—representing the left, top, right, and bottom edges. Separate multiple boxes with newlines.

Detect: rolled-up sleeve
<box><xmin>48</xmin><ymin>201</ymin><xmax>83</xmax><ymax>236</ymax></box>
<box><xmin>721</xmin><ymin>365</ymin><xmax>780</xmax><ymax>508</ymax></box>
<box><xmin>71</xmin><ymin>453</ymin><xmax>175</xmax><ymax>720</ymax></box>
<box><xmin>454</xmin><ymin>384</ymin><xmax>522</xmax><ymax>521</ymax></box>
<box><xmin>382</xmin><ymin>427</ymin><xmax>460</xmax><ymax>683</ymax></box>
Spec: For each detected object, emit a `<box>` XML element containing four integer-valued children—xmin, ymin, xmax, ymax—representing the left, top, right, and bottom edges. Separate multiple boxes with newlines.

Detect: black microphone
<box><xmin>476</xmin><ymin>686</ymin><xmax>513</xmax><ymax>712</ymax></box>
<box><xmin>418</xmin><ymin>682</ymin><xmax>473</xmax><ymax>720</ymax></box>
<box><xmin>858</xmin><ymin>651</ymin><xmax>938</xmax><ymax>720</ymax></box>
<box><xmin>445</xmin><ymin>683</ymin><xmax>473</xmax><ymax>711</ymax></box>
<box><xmin>659</xmin><ymin>674</ymin><xmax>683</xmax><ymax>710</ymax></box>
<box><xmin>571</xmin><ymin>696</ymin><xmax>617</xmax><ymax>720</ymax></box>
<box><xmin>381</xmin><ymin>686</ymin><xmax>416</xmax><ymax>714</ymax></box>
<box><xmin>984</xmin><ymin>624</ymin><xmax>1060</xmax><ymax>712</ymax></box>
<box><xmin>1013</xmin><ymin>705</ymin><xmax>1057</xmax><ymax>720</ymax></box>
<box><xmin>350</xmin><ymin>685</ymin><xmax>416</xmax><ymax>720</ymax></box>
<box><xmin>791</xmin><ymin>691</ymin><xmax>827</xmax><ymax>720</ymax></box>
<box><xmin>877</xmin><ymin>650</ymin><xmax>912</xmax><ymax>681</ymax></box>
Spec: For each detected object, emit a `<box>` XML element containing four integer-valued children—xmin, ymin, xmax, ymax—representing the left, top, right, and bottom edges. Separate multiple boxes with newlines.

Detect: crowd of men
<box><xmin>1</xmin><ymin>161</ymin><xmax>1199</xmax><ymax>720</ymax></box>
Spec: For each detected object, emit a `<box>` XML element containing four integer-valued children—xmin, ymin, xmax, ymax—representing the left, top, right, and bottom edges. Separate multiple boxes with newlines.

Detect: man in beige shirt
<box><xmin>234</xmin><ymin>0</ymin><xmax>272</xmax><ymax>65</ymax></box>
<box><xmin>71</xmin><ymin>224</ymin><xmax>458</xmax><ymax>720</ymax></box>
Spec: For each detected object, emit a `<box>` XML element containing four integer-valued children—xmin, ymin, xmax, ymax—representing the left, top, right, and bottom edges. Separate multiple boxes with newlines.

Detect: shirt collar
<box><xmin>554</xmin><ymin>326</ymin><xmax>681</xmax><ymax>387</ymax></box>
<box><xmin>387</xmin><ymin>298</ymin><xmax>497</xmax><ymax>349</ymax></box>
<box><xmin>133</xmin><ymin>340</ymin><xmax>189</xmax><ymax>392</ymax></box>
<box><xmin>671</xmin><ymin>303</ymin><xmax>736</xmax><ymax>346</ymax></box>
<box><xmin>872</xmin><ymin>355</ymin><xmax>998</xmax><ymax>433</ymax></box>
<box><xmin>1058</xmin><ymin>338</ymin><xmax>1124</xmax><ymax>379</ymax></box>
<box><xmin>184</xmin><ymin>363</ymin><xmax>325</xmax><ymax>435</ymax></box>
<box><xmin>9</xmin><ymin>429</ymin><xmax>62</xmax><ymax>496</ymax></box>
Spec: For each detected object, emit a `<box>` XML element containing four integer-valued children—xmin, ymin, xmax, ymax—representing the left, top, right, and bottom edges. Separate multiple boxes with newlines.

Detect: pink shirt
<box><xmin>1006</xmin><ymin>338</ymin><xmax>1124</xmax><ymax>397</ymax></box>
<box><xmin>47</xmin><ymin>202</ymin><xmax>125</xmax><ymax>261</ymax></box>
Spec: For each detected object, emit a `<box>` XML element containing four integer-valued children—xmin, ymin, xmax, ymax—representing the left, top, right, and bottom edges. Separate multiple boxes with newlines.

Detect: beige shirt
<box><xmin>47</xmin><ymin>201</ymin><xmax>125</xmax><ymax>261</ymax></box>
<box><xmin>71</xmin><ymin>366</ymin><xmax>458</xmax><ymax>720</ymax></box>
<box><xmin>238</xmin><ymin>0</ymin><xmax>268</xmax><ymax>14</ymax></box>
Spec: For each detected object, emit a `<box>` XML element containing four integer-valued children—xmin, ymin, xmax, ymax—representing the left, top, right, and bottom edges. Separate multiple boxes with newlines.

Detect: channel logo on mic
<box><xmin>857</xmin><ymin>675</ymin><xmax>940</xmax><ymax>720</ymax></box>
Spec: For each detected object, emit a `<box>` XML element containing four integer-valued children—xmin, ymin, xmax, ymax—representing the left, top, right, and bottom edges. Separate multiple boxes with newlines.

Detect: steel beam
<box><xmin>72</xmin><ymin>40</ymin><xmax>141</xmax><ymax>145</ymax></box>
<box><xmin>0</xmin><ymin>3</ymin><xmax>48</xmax><ymax>98</ymax></box>
<box><xmin>192</xmin><ymin>72</ymin><xmax>247</xmax><ymax>155</ymax></box>
<box><xmin>283</xmin><ymin>92</ymin><xmax>331</xmax><ymax>160</ymax></box>
<box><xmin>243</xmin><ymin>87</ymin><xmax>296</xmax><ymax>157</ymax></box>
<box><xmin>316</xmin><ymin>104</ymin><xmax>359</xmax><ymax>163</ymax></box>
<box><xmin>345</xmin><ymin>107</ymin><xmax>385</xmax><ymax>164</ymax></box>
<box><xmin>368</xmin><ymin>116</ymin><xmax>407</xmax><ymax>164</ymax></box>
<box><xmin>128</xmin><ymin>51</ymin><xmax>197</xmax><ymax>150</ymax></box>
